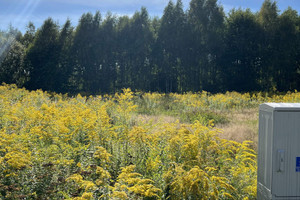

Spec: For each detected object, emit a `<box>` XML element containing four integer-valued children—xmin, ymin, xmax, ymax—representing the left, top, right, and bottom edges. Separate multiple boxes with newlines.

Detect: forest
<box><xmin>0</xmin><ymin>0</ymin><xmax>300</xmax><ymax>95</ymax></box>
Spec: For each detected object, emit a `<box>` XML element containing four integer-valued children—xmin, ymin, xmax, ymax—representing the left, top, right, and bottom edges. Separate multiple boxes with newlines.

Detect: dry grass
<box><xmin>134</xmin><ymin>114</ymin><xmax>179</xmax><ymax>125</ymax></box>
<box><xmin>217</xmin><ymin>108</ymin><xmax>259</xmax><ymax>149</ymax></box>
<box><xmin>133</xmin><ymin>108</ymin><xmax>259</xmax><ymax>149</ymax></box>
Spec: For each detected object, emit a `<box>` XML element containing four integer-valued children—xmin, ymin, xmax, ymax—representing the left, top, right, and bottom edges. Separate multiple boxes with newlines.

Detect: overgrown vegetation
<box><xmin>2</xmin><ymin>84</ymin><xmax>300</xmax><ymax>199</ymax></box>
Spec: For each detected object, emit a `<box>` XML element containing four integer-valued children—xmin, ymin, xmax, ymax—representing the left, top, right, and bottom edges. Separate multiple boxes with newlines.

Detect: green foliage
<box><xmin>222</xmin><ymin>8</ymin><xmax>262</xmax><ymax>91</ymax></box>
<box><xmin>25</xmin><ymin>18</ymin><xmax>60</xmax><ymax>91</ymax></box>
<box><xmin>1</xmin><ymin>0</ymin><xmax>300</xmax><ymax>94</ymax></box>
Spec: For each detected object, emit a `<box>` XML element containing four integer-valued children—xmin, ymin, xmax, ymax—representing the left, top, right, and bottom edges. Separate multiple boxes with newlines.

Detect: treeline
<box><xmin>1</xmin><ymin>0</ymin><xmax>300</xmax><ymax>94</ymax></box>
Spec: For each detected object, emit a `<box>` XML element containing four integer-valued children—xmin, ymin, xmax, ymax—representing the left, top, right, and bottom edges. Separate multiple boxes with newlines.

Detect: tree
<box><xmin>274</xmin><ymin>8</ymin><xmax>299</xmax><ymax>91</ymax></box>
<box><xmin>258</xmin><ymin>0</ymin><xmax>279</xmax><ymax>90</ymax></box>
<box><xmin>115</xmin><ymin>15</ymin><xmax>131</xmax><ymax>90</ymax></box>
<box><xmin>0</xmin><ymin>41</ymin><xmax>26</xmax><ymax>86</ymax></box>
<box><xmin>221</xmin><ymin>9</ymin><xmax>262</xmax><ymax>92</ymax></box>
<box><xmin>99</xmin><ymin>13</ymin><xmax>117</xmax><ymax>93</ymax></box>
<box><xmin>188</xmin><ymin>0</ymin><xmax>225</xmax><ymax>92</ymax></box>
<box><xmin>25</xmin><ymin>18</ymin><xmax>60</xmax><ymax>91</ymax></box>
<box><xmin>155</xmin><ymin>0</ymin><xmax>188</xmax><ymax>93</ymax></box>
<box><xmin>56</xmin><ymin>19</ymin><xmax>74</xmax><ymax>93</ymax></box>
<box><xmin>116</xmin><ymin>8</ymin><xmax>154</xmax><ymax>91</ymax></box>
<box><xmin>155</xmin><ymin>1</ymin><xmax>176</xmax><ymax>92</ymax></box>
<box><xmin>21</xmin><ymin>22</ymin><xmax>36</xmax><ymax>48</ymax></box>
<box><xmin>0</xmin><ymin>31</ymin><xmax>12</xmax><ymax>64</ymax></box>
<box><xmin>0</xmin><ymin>26</ymin><xmax>21</xmax><ymax>65</ymax></box>
<box><xmin>71</xmin><ymin>12</ymin><xmax>102</xmax><ymax>94</ymax></box>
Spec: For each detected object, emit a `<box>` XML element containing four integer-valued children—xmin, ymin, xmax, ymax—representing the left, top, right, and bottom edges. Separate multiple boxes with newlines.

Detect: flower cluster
<box><xmin>3</xmin><ymin>84</ymin><xmax>296</xmax><ymax>199</ymax></box>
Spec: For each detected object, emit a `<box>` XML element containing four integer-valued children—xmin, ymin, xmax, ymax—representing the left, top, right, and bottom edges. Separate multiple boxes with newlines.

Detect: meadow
<box><xmin>1</xmin><ymin>84</ymin><xmax>300</xmax><ymax>199</ymax></box>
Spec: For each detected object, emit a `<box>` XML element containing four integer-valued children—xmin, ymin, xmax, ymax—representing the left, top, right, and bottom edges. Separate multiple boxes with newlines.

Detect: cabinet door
<box><xmin>273</xmin><ymin>111</ymin><xmax>300</xmax><ymax>197</ymax></box>
<box><xmin>258</xmin><ymin>111</ymin><xmax>273</xmax><ymax>189</ymax></box>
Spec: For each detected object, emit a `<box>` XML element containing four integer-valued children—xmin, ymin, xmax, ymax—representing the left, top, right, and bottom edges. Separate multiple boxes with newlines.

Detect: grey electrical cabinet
<box><xmin>258</xmin><ymin>103</ymin><xmax>300</xmax><ymax>200</ymax></box>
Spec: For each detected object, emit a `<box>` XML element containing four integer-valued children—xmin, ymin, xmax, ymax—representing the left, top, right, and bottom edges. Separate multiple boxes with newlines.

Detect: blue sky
<box><xmin>0</xmin><ymin>0</ymin><xmax>299</xmax><ymax>33</ymax></box>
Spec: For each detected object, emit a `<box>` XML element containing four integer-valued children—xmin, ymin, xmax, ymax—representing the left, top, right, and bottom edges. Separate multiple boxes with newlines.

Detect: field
<box><xmin>1</xmin><ymin>84</ymin><xmax>300</xmax><ymax>199</ymax></box>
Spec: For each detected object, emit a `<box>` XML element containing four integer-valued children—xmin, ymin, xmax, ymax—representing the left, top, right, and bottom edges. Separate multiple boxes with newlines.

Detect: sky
<box><xmin>0</xmin><ymin>0</ymin><xmax>300</xmax><ymax>33</ymax></box>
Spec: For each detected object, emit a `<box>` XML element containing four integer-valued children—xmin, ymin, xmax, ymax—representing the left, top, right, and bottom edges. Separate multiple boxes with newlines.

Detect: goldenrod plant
<box><xmin>1</xmin><ymin>84</ymin><xmax>298</xmax><ymax>199</ymax></box>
